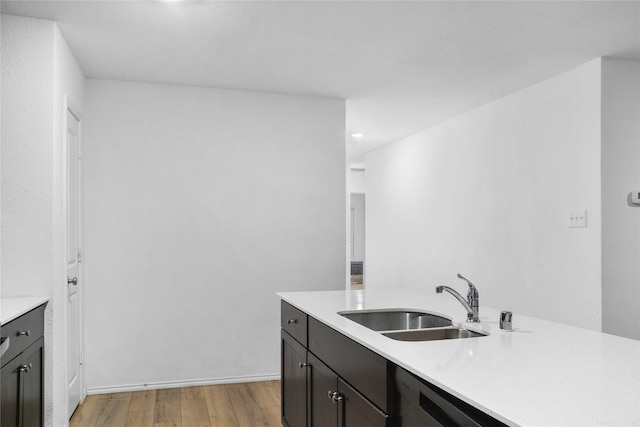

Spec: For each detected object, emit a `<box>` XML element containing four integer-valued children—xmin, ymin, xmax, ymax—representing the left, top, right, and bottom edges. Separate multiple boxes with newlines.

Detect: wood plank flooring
<box><xmin>70</xmin><ymin>381</ymin><xmax>281</xmax><ymax>427</ymax></box>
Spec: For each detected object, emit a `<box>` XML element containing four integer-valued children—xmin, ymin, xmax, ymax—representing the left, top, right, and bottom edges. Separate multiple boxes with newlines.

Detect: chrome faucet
<box><xmin>436</xmin><ymin>274</ymin><xmax>480</xmax><ymax>322</ymax></box>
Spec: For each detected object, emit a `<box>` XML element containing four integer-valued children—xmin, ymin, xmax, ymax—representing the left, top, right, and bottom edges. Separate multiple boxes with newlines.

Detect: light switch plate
<box><xmin>568</xmin><ymin>210</ymin><xmax>587</xmax><ymax>228</ymax></box>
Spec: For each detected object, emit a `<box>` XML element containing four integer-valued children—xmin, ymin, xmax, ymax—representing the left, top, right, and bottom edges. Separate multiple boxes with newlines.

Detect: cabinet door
<box><xmin>282</xmin><ymin>330</ymin><xmax>308</xmax><ymax>427</ymax></box>
<box><xmin>308</xmin><ymin>353</ymin><xmax>337</xmax><ymax>427</ymax></box>
<box><xmin>0</xmin><ymin>338</ymin><xmax>44</xmax><ymax>427</ymax></box>
<box><xmin>338</xmin><ymin>378</ymin><xmax>390</xmax><ymax>427</ymax></box>
<box><xmin>1</xmin><ymin>354</ymin><xmax>21</xmax><ymax>427</ymax></box>
<box><xmin>22</xmin><ymin>338</ymin><xmax>43</xmax><ymax>427</ymax></box>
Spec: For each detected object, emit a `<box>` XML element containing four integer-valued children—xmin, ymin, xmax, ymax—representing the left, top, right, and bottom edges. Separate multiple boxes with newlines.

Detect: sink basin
<box><xmin>339</xmin><ymin>309</ymin><xmax>452</xmax><ymax>331</ymax></box>
<box><xmin>382</xmin><ymin>327</ymin><xmax>487</xmax><ymax>341</ymax></box>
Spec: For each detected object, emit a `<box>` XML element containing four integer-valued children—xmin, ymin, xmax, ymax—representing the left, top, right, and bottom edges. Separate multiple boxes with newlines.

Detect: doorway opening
<box><xmin>350</xmin><ymin>166</ymin><xmax>365</xmax><ymax>289</ymax></box>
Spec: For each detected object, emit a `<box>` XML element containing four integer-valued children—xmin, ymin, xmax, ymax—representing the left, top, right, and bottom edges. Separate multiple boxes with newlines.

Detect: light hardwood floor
<box><xmin>70</xmin><ymin>381</ymin><xmax>281</xmax><ymax>427</ymax></box>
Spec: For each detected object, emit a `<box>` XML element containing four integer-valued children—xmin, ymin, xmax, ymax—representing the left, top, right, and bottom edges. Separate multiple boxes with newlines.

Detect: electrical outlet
<box><xmin>568</xmin><ymin>210</ymin><xmax>587</xmax><ymax>228</ymax></box>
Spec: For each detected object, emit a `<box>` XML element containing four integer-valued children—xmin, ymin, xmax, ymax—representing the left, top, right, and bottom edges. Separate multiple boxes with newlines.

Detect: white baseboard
<box><xmin>85</xmin><ymin>373</ymin><xmax>281</xmax><ymax>395</ymax></box>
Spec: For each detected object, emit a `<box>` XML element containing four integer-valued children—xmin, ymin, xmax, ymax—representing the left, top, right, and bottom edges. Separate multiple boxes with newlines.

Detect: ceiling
<box><xmin>2</xmin><ymin>0</ymin><xmax>639</xmax><ymax>165</ymax></box>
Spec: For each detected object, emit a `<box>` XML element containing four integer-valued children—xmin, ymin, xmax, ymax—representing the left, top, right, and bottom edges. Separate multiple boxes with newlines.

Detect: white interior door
<box><xmin>66</xmin><ymin>109</ymin><xmax>82</xmax><ymax>418</ymax></box>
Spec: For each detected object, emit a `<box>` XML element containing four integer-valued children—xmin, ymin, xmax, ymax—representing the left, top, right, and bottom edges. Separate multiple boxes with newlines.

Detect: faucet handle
<box><xmin>458</xmin><ymin>274</ymin><xmax>479</xmax><ymax>309</ymax></box>
<box><xmin>457</xmin><ymin>273</ymin><xmax>473</xmax><ymax>288</ymax></box>
<box><xmin>458</xmin><ymin>273</ymin><xmax>478</xmax><ymax>295</ymax></box>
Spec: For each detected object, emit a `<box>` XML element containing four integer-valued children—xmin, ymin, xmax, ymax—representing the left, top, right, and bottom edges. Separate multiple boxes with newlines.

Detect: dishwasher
<box><xmin>395</xmin><ymin>366</ymin><xmax>508</xmax><ymax>427</ymax></box>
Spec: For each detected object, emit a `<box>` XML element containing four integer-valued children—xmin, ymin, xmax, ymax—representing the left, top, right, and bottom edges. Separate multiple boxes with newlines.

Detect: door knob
<box><xmin>68</xmin><ymin>277</ymin><xmax>78</xmax><ymax>286</ymax></box>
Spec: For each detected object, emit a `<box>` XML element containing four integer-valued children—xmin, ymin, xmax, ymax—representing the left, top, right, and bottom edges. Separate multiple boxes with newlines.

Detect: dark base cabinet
<box><xmin>309</xmin><ymin>353</ymin><xmax>391</xmax><ymax>427</ymax></box>
<box><xmin>308</xmin><ymin>353</ymin><xmax>336</xmax><ymax>427</ymax></box>
<box><xmin>1</xmin><ymin>352</ymin><xmax>21</xmax><ymax>426</ymax></box>
<box><xmin>281</xmin><ymin>299</ymin><xmax>511</xmax><ymax>427</ymax></box>
<box><xmin>1</xmin><ymin>304</ymin><xmax>46</xmax><ymax>427</ymax></box>
<box><xmin>282</xmin><ymin>330</ymin><xmax>308</xmax><ymax>427</ymax></box>
<box><xmin>22</xmin><ymin>339</ymin><xmax>44</xmax><ymax>427</ymax></box>
<box><xmin>281</xmin><ymin>301</ymin><xmax>395</xmax><ymax>427</ymax></box>
<box><xmin>308</xmin><ymin>317</ymin><xmax>395</xmax><ymax>415</ymax></box>
<box><xmin>338</xmin><ymin>378</ymin><xmax>391</xmax><ymax>427</ymax></box>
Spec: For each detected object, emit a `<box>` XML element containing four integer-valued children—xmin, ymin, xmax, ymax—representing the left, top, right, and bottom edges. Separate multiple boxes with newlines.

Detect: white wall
<box><xmin>52</xmin><ymin>23</ymin><xmax>85</xmax><ymax>427</ymax></box>
<box><xmin>350</xmin><ymin>169</ymin><xmax>366</xmax><ymax>193</ymax></box>
<box><xmin>366</xmin><ymin>60</ymin><xmax>603</xmax><ymax>331</ymax></box>
<box><xmin>82</xmin><ymin>79</ymin><xmax>345</xmax><ymax>391</ymax></box>
<box><xmin>1</xmin><ymin>14</ymin><xmax>85</xmax><ymax>427</ymax></box>
<box><xmin>601</xmin><ymin>59</ymin><xmax>640</xmax><ymax>340</ymax></box>
<box><xmin>1</xmin><ymin>14</ymin><xmax>54</xmax><ymax>296</ymax></box>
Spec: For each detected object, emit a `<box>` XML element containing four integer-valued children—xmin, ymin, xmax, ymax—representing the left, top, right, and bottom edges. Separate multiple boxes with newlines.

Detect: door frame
<box><xmin>62</xmin><ymin>96</ymin><xmax>85</xmax><ymax>415</ymax></box>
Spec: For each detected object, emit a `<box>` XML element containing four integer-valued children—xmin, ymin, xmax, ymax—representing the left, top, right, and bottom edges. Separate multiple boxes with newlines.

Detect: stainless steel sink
<box><xmin>382</xmin><ymin>327</ymin><xmax>487</xmax><ymax>341</ymax></box>
<box><xmin>338</xmin><ymin>309</ymin><xmax>452</xmax><ymax>331</ymax></box>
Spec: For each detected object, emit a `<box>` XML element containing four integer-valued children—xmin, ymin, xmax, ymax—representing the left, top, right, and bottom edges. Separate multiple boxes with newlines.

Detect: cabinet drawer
<box><xmin>281</xmin><ymin>301</ymin><xmax>308</xmax><ymax>346</ymax></box>
<box><xmin>308</xmin><ymin>317</ymin><xmax>395</xmax><ymax>414</ymax></box>
<box><xmin>0</xmin><ymin>305</ymin><xmax>45</xmax><ymax>367</ymax></box>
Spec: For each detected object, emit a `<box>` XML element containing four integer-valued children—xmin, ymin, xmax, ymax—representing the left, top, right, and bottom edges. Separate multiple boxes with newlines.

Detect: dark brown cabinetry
<box><xmin>308</xmin><ymin>353</ymin><xmax>390</xmax><ymax>427</ymax></box>
<box><xmin>280</xmin><ymin>301</ymin><xmax>395</xmax><ymax>427</ymax></box>
<box><xmin>308</xmin><ymin>353</ymin><xmax>336</xmax><ymax>427</ymax></box>
<box><xmin>308</xmin><ymin>317</ymin><xmax>395</xmax><ymax>415</ymax></box>
<box><xmin>281</xmin><ymin>299</ymin><xmax>511</xmax><ymax>427</ymax></box>
<box><xmin>1</xmin><ymin>304</ymin><xmax>46</xmax><ymax>427</ymax></box>
<box><xmin>282</xmin><ymin>330</ymin><xmax>308</xmax><ymax>427</ymax></box>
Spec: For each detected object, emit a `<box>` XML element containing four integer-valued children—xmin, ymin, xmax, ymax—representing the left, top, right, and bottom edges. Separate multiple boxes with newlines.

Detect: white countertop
<box><xmin>278</xmin><ymin>289</ymin><xmax>640</xmax><ymax>427</ymax></box>
<box><xmin>1</xmin><ymin>297</ymin><xmax>49</xmax><ymax>325</ymax></box>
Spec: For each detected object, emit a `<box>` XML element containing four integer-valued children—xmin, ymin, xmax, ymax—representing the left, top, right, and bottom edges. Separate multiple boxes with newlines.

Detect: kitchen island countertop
<box><xmin>278</xmin><ymin>288</ymin><xmax>640</xmax><ymax>427</ymax></box>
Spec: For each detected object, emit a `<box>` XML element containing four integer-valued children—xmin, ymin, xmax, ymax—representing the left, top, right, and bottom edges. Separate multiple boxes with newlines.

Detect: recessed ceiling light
<box><xmin>351</xmin><ymin>133</ymin><xmax>364</xmax><ymax>139</ymax></box>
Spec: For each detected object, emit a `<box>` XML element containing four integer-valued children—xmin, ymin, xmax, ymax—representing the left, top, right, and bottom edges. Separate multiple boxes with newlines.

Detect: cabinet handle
<box><xmin>298</xmin><ymin>362</ymin><xmax>309</xmax><ymax>368</ymax></box>
<box><xmin>287</xmin><ymin>319</ymin><xmax>297</xmax><ymax>324</ymax></box>
<box><xmin>68</xmin><ymin>277</ymin><xmax>78</xmax><ymax>286</ymax></box>
<box><xmin>327</xmin><ymin>391</ymin><xmax>344</xmax><ymax>404</ymax></box>
<box><xmin>17</xmin><ymin>330</ymin><xmax>30</xmax><ymax>337</ymax></box>
<box><xmin>19</xmin><ymin>363</ymin><xmax>32</xmax><ymax>373</ymax></box>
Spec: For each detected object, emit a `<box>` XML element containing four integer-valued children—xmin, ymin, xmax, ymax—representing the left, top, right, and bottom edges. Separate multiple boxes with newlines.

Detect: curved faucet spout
<box><xmin>435</xmin><ymin>274</ymin><xmax>480</xmax><ymax>322</ymax></box>
<box><xmin>436</xmin><ymin>286</ymin><xmax>473</xmax><ymax>312</ymax></box>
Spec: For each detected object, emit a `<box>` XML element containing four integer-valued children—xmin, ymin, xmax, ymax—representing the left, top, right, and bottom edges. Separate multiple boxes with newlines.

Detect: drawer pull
<box><xmin>17</xmin><ymin>330</ymin><xmax>30</xmax><ymax>337</ymax></box>
<box><xmin>298</xmin><ymin>362</ymin><xmax>309</xmax><ymax>368</ymax></box>
<box><xmin>19</xmin><ymin>363</ymin><xmax>32</xmax><ymax>373</ymax></box>
<box><xmin>287</xmin><ymin>319</ymin><xmax>298</xmax><ymax>324</ymax></box>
